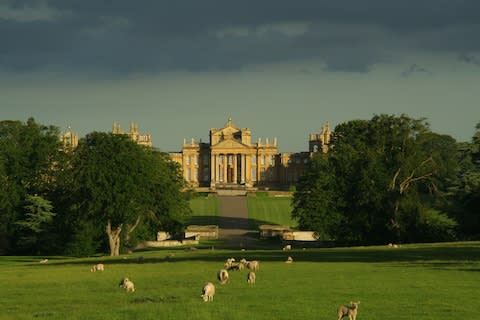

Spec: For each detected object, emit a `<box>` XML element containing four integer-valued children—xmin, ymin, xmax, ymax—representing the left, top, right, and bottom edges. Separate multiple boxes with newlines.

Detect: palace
<box><xmin>60</xmin><ymin>119</ymin><xmax>331</xmax><ymax>190</ymax></box>
<box><xmin>169</xmin><ymin>118</ymin><xmax>331</xmax><ymax>190</ymax></box>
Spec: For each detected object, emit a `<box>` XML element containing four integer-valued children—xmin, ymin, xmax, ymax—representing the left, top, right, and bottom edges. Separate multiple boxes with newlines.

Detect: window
<box><xmin>252</xmin><ymin>155</ymin><xmax>257</xmax><ymax>165</ymax></box>
<box><xmin>185</xmin><ymin>155</ymin><xmax>190</xmax><ymax>165</ymax></box>
<box><xmin>186</xmin><ymin>168</ymin><xmax>191</xmax><ymax>181</ymax></box>
<box><xmin>251</xmin><ymin>167</ymin><xmax>257</xmax><ymax>181</ymax></box>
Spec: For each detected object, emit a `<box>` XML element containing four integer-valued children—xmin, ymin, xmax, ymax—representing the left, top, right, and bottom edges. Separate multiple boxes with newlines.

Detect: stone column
<box><xmin>223</xmin><ymin>154</ymin><xmax>228</xmax><ymax>183</ymax></box>
<box><xmin>241</xmin><ymin>153</ymin><xmax>245</xmax><ymax>184</ymax></box>
<box><xmin>215</xmin><ymin>154</ymin><xmax>220</xmax><ymax>183</ymax></box>
<box><xmin>210</xmin><ymin>153</ymin><xmax>215</xmax><ymax>188</ymax></box>
<box><xmin>233</xmin><ymin>153</ymin><xmax>238</xmax><ymax>184</ymax></box>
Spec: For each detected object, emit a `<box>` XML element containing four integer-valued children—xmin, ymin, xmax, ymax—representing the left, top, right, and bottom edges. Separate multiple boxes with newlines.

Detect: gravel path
<box><xmin>217</xmin><ymin>196</ymin><xmax>260</xmax><ymax>248</ymax></box>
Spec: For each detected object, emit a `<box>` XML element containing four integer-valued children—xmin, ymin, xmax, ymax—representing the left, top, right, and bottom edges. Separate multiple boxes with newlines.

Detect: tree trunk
<box><xmin>125</xmin><ymin>216</ymin><xmax>141</xmax><ymax>243</ymax></box>
<box><xmin>106</xmin><ymin>220</ymin><xmax>122</xmax><ymax>256</ymax></box>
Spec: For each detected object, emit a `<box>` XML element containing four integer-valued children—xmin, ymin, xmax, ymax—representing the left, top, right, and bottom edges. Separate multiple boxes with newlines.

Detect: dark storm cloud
<box><xmin>1</xmin><ymin>0</ymin><xmax>479</xmax><ymax>74</ymax></box>
<box><xmin>401</xmin><ymin>64</ymin><xmax>431</xmax><ymax>77</ymax></box>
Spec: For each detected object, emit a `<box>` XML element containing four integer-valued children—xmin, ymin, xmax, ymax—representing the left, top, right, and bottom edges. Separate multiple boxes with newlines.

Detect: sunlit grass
<box><xmin>3</xmin><ymin>242</ymin><xmax>477</xmax><ymax>319</ymax></box>
<box><xmin>188</xmin><ymin>195</ymin><xmax>219</xmax><ymax>225</ymax></box>
<box><xmin>247</xmin><ymin>196</ymin><xmax>297</xmax><ymax>228</ymax></box>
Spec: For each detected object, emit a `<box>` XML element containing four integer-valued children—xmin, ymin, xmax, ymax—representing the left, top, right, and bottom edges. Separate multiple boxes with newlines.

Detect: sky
<box><xmin>1</xmin><ymin>0</ymin><xmax>479</xmax><ymax>152</ymax></box>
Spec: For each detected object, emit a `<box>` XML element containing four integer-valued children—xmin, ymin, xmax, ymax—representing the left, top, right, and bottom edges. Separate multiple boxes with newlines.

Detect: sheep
<box><xmin>39</xmin><ymin>258</ymin><xmax>48</xmax><ymax>264</ymax></box>
<box><xmin>246</xmin><ymin>260</ymin><xmax>260</xmax><ymax>271</ymax></box>
<box><xmin>285</xmin><ymin>256</ymin><xmax>293</xmax><ymax>264</ymax></box>
<box><xmin>201</xmin><ymin>282</ymin><xmax>215</xmax><ymax>302</ymax></box>
<box><xmin>224</xmin><ymin>258</ymin><xmax>236</xmax><ymax>268</ymax></box>
<box><xmin>119</xmin><ymin>277</ymin><xmax>135</xmax><ymax>292</ymax></box>
<box><xmin>90</xmin><ymin>263</ymin><xmax>105</xmax><ymax>272</ymax></box>
<box><xmin>337</xmin><ymin>301</ymin><xmax>360</xmax><ymax>320</ymax></box>
<box><xmin>217</xmin><ymin>269</ymin><xmax>229</xmax><ymax>284</ymax></box>
<box><xmin>247</xmin><ymin>271</ymin><xmax>256</xmax><ymax>284</ymax></box>
<box><xmin>283</xmin><ymin>244</ymin><xmax>292</xmax><ymax>251</ymax></box>
<box><xmin>227</xmin><ymin>262</ymin><xmax>244</xmax><ymax>271</ymax></box>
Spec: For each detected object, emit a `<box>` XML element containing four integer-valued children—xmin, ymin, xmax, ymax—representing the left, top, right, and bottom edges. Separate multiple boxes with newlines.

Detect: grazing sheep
<box><xmin>119</xmin><ymin>277</ymin><xmax>135</xmax><ymax>292</ymax></box>
<box><xmin>39</xmin><ymin>258</ymin><xmax>48</xmax><ymax>263</ymax></box>
<box><xmin>217</xmin><ymin>269</ymin><xmax>229</xmax><ymax>284</ymax></box>
<box><xmin>247</xmin><ymin>271</ymin><xmax>256</xmax><ymax>284</ymax></box>
<box><xmin>201</xmin><ymin>282</ymin><xmax>215</xmax><ymax>302</ymax></box>
<box><xmin>227</xmin><ymin>262</ymin><xmax>244</xmax><ymax>271</ymax></box>
<box><xmin>224</xmin><ymin>258</ymin><xmax>236</xmax><ymax>268</ymax></box>
<box><xmin>246</xmin><ymin>260</ymin><xmax>260</xmax><ymax>271</ymax></box>
<box><xmin>337</xmin><ymin>301</ymin><xmax>360</xmax><ymax>320</ymax></box>
<box><xmin>283</xmin><ymin>244</ymin><xmax>292</xmax><ymax>251</ymax></box>
<box><xmin>91</xmin><ymin>263</ymin><xmax>105</xmax><ymax>272</ymax></box>
<box><xmin>285</xmin><ymin>256</ymin><xmax>293</xmax><ymax>264</ymax></box>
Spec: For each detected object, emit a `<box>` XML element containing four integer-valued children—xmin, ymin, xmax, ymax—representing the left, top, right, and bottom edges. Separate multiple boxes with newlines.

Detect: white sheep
<box><xmin>337</xmin><ymin>301</ymin><xmax>360</xmax><ymax>320</ymax></box>
<box><xmin>201</xmin><ymin>282</ymin><xmax>215</xmax><ymax>302</ymax></box>
<box><xmin>283</xmin><ymin>244</ymin><xmax>292</xmax><ymax>251</ymax></box>
<box><xmin>247</xmin><ymin>271</ymin><xmax>256</xmax><ymax>284</ymax></box>
<box><xmin>119</xmin><ymin>277</ymin><xmax>135</xmax><ymax>292</ymax></box>
<box><xmin>224</xmin><ymin>257</ymin><xmax>236</xmax><ymax>268</ymax></box>
<box><xmin>285</xmin><ymin>256</ymin><xmax>293</xmax><ymax>264</ymax></box>
<box><xmin>246</xmin><ymin>260</ymin><xmax>260</xmax><ymax>271</ymax></box>
<box><xmin>90</xmin><ymin>263</ymin><xmax>105</xmax><ymax>272</ymax></box>
<box><xmin>217</xmin><ymin>269</ymin><xmax>229</xmax><ymax>284</ymax></box>
<box><xmin>227</xmin><ymin>262</ymin><xmax>244</xmax><ymax>271</ymax></box>
<box><xmin>39</xmin><ymin>258</ymin><xmax>48</xmax><ymax>264</ymax></box>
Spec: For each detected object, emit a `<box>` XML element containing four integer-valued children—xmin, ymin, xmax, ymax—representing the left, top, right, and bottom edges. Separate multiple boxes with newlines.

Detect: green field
<box><xmin>187</xmin><ymin>195</ymin><xmax>219</xmax><ymax>225</ymax></box>
<box><xmin>3</xmin><ymin>242</ymin><xmax>478</xmax><ymax>319</ymax></box>
<box><xmin>247</xmin><ymin>195</ymin><xmax>297</xmax><ymax>228</ymax></box>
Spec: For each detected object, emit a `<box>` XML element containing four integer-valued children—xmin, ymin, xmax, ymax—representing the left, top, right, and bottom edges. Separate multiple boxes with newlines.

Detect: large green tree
<box><xmin>293</xmin><ymin>114</ymin><xmax>458</xmax><ymax>244</ymax></box>
<box><xmin>450</xmin><ymin>122</ymin><xmax>480</xmax><ymax>238</ymax></box>
<box><xmin>0</xmin><ymin>118</ymin><xmax>61</xmax><ymax>253</ymax></box>
<box><xmin>61</xmin><ymin>132</ymin><xmax>190</xmax><ymax>256</ymax></box>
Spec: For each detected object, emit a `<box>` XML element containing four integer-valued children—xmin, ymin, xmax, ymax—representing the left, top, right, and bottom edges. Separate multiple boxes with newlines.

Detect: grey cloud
<box><xmin>401</xmin><ymin>64</ymin><xmax>432</xmax><ymax>77</ymax></box>
<box><xmin>458</xmin><ymin>53</ymin><xmax>480</xmax><ymax>66</ymax></box>
<box><xmin>1</xmin><ymin>0</ymin><xmax>479</xmax><ymax>74</ymax></box>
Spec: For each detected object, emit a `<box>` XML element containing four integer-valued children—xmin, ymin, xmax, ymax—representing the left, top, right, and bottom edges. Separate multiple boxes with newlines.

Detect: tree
<box><xmin>15</xmin><ymin>195</ymin><xmax>56</xmax><ymax>253</ymax></box>
<box><xmin>450</xmin><ymin>122</ymin><xmax>480</xmax><ymax>238</ymax></box>
<box><xmin>63</xmin><ymin>132</ymin><xmax>190</xmax><ymax>256</ymax></box>
<box><xmin>293</xmin><ymin>114</ymin><xmax>459</xmax><ymax>244</ymax></box>
<box><xmin>0</xmin><ymin>118</ymin><xmax>61</xmax><ymax>253</ymax></box>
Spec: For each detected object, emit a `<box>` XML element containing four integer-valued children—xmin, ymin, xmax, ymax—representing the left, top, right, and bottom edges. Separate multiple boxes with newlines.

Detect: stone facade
<box><xmin>60</xmin><ymin>122</ymin><xmax>152</xmax><ymax>150</ymax></box>
<box><xmin>112</xmin><ymin>121</ymin><xmax>152</xmax><ymax>147</ymax></box>
<box><xmin>170</xmin><ymin>118</ymin><xmax>331</xmax><ymax>190</ymax></box>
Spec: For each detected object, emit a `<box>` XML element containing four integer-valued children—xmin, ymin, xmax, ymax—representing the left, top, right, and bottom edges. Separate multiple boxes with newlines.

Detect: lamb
<box><xmin>224</xmin><ymin>257</ymin><xmax>236</xmax><ymax>268</ymax></box>
<box><xmin>119</xmin><ymin>277</ymin><xmax>135</xmax><ymax>292</ymax></box>
<box><xmin>201</xmin><ymin>282</ymin><xmax>215</xmax><ymax>302</ymax></box>
<box><xmin>285</xmin><ymin>256</ymin><xmax>293</xmax><ymax>263</ymax></box>
<box><xmin>90</xmin><ymin>263</ymin><xmax>105</xmax><ymax>272</ymax></box>
<box><xmin>227</xmin><ymin>262</ymin><xmax>244</xmax><ymax>271</ymax></box>
<box><xmin>247</xmin><ymin>271</ymin><xmax>256</xmax><ymax>284</ymax></box>
<box><xmin>283</xmin><ymin>244</ymin><xmax>292</xmax><ymax>251</ymax></box>
<box><xmin>39</xmin><ymin>258</ymin><xmax>48</xmax><ymax>263</ymax></box>
<box><xmin>246</xmin><ymin>260</ymin><xmax>260</xmax><ymax>271</ymax></box>
<box><xmin>337</xmin><ymin>301</ymin><xmax>360</xmax><ymax>320</ymax></box>
<box><xmin>217</xmin><ymin>269</ymin><xmax>229</xmax><ymax>284</ymax></box>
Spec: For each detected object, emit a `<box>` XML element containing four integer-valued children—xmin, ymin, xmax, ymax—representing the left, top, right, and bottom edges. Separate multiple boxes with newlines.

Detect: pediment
<box><xmin>212</xmin><ymin>138</ymin><xmax>249</xmax><ymax>150</ymax></box>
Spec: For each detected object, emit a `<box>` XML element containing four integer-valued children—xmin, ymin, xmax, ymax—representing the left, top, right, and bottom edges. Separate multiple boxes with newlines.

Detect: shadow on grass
<box><xmin>26</xmin><ymin>242</ymin><xmax>480</xmax><ymax>269</ymax></box>
<box><xmin>186</xmin><ymin>215</ymin><xmax>284</xmax><ymax>230</ymax></box>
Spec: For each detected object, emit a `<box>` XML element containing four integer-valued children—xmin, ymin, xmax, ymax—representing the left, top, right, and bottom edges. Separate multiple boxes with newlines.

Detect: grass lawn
<box><xmin>187</xmin><ymin>195</ymin><xmax>219</xmax><ymax>225</ymax></box>
<box><xmin>247</xmin><ymin>195</ymin><xmax>297</xmax><ymax>229</ymax></box>
<box><xmin>1</xmin><ymin>242</ymin><xmax>479</xmax><ymax>319</ymax></box>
